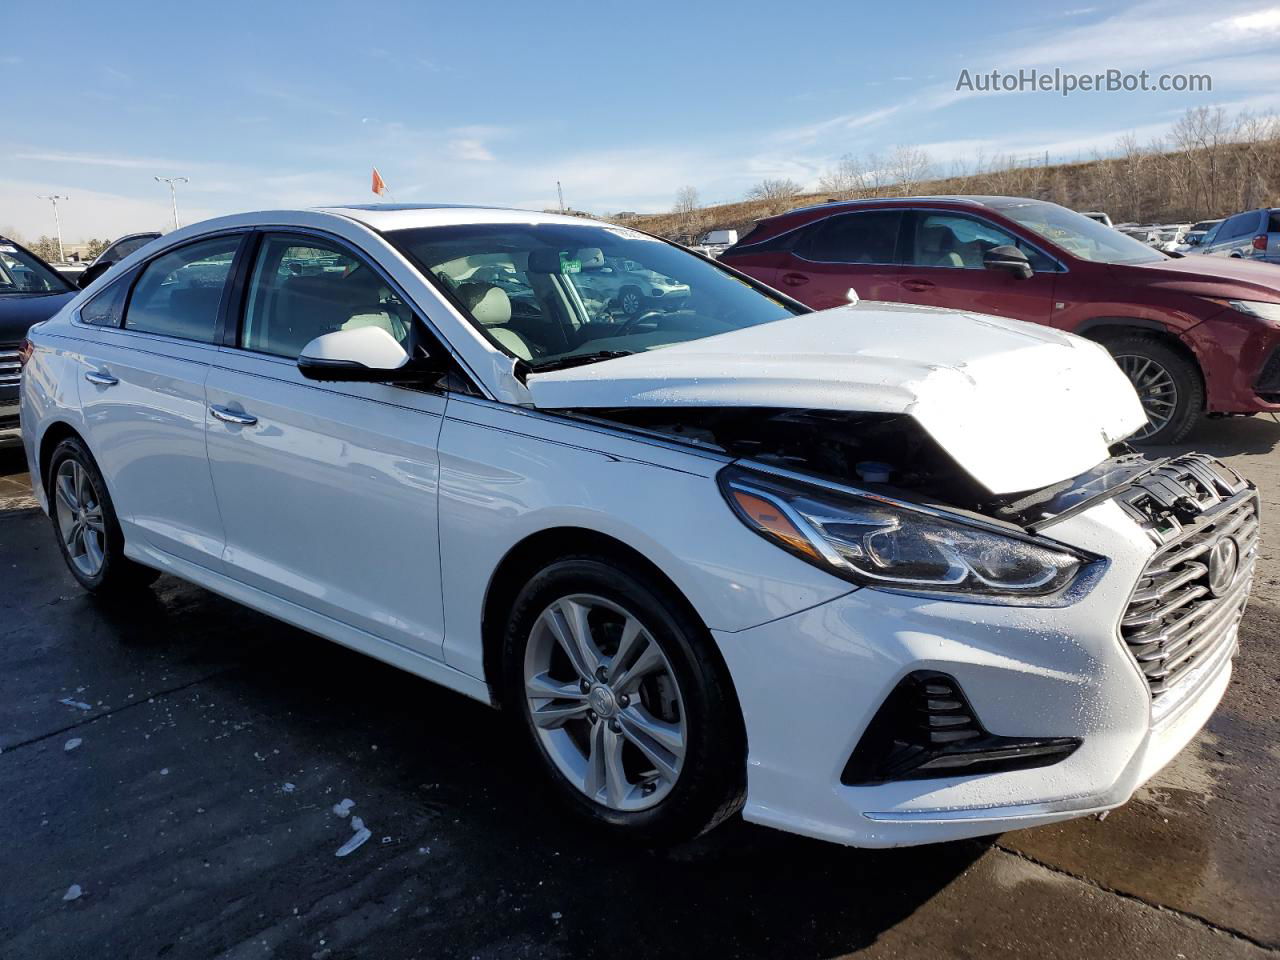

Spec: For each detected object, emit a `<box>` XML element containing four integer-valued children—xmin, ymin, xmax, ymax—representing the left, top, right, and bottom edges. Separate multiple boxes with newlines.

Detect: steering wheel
<box><xmin>617</xmin><ymin>309</ymin><xmax>666</xmax><ymax>336</ymax></box>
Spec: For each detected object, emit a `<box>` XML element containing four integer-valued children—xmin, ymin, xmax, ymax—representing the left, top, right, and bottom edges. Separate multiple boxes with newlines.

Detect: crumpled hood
<box><xmin>526</xmin><ymin>302</ymin><xmax>1147</xmax><ymax>494</ymax></box>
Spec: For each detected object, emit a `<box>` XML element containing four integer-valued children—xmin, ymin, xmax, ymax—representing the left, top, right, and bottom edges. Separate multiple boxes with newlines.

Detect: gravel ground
<box><xmin>0</xmin><ymin>415</ymin><xmax>1277</xmax><ymax>959</ymax></box>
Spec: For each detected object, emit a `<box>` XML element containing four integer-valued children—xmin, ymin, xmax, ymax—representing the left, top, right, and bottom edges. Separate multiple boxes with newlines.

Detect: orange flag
<box><xmin>371</xmin><ymin>167</ymin><xmax>387</xmax><ymax>196</ymax></box>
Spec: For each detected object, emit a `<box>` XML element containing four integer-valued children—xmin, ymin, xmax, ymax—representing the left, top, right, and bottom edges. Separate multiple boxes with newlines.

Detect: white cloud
<box><xmin>13</xmin><ymin>150</ymin><xmax>185</xmax><ymax>170</ymax></box>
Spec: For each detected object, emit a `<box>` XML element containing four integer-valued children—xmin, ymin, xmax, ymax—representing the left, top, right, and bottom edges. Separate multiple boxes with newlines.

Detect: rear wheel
<box><xmin>48</xmin><ymin>438</ymin><xmax>159</xmax><ymax>594</ymax></box>
<box><xmin>1100</xmin><ymin>334</ymin><xmax>1203</xmax><ymax>444</ymax></box>
<box><xmin>502</xmin><ymin>555</ymin><xmax>744</xmax><ymax>844</ymax></box>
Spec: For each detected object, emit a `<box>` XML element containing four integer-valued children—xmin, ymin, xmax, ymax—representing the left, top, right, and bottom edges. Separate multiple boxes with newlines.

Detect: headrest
<box><xmin>576</xmin><ymin>247</ymin><xmax>605</xmax><ymax>270</ymax></box>
<box><xmin>456</xmin><ymin>281</ymin><xmax>511</xmax><ymax>326</ymax></box>
<box><xmin>527</xmin><ymin>248</ymin><xmax>565</xmax><ymax>273</ymax></box>
<box><xmin>920</xmin><ymin>225</ymin><xmax>955</xmax><ymax>252</ymax></box>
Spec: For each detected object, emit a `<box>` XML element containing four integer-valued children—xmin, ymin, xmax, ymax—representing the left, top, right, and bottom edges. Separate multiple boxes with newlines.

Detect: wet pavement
<box><xmin>1</xmin><ymin>417</ymin><xmax>1278</xmax><ymax>960</ymax></box>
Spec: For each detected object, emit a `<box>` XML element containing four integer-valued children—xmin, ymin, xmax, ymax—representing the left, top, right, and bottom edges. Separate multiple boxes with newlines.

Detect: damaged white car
<box><xmin>20</xmin><ymin>205</ymin><xmax>1257</xmax><ymax>847</ymax></box>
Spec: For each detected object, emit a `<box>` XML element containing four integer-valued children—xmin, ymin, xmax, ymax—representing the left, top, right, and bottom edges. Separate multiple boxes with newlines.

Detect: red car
<box><xmin>720</xmin><ymin>196</ymin><xmax>1280</xmax><ymax>443</ymax></box>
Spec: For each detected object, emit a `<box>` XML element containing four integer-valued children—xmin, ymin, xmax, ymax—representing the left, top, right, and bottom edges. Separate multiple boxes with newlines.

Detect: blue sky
<box><xmin>4</xmin><ymin>0</ymin><xmax>1280</xmax><ymax>241</ymax></box>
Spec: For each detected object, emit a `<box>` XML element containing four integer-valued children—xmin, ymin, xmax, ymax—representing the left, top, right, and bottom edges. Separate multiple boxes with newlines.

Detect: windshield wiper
<box><xmin>525</xmin><ymin>350</ymin><xmax>633</xmax><ymax>374</ymax></box>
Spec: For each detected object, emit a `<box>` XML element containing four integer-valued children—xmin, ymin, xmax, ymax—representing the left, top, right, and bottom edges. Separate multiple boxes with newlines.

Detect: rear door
<box><xmin>893</xmin><ymin>210</ymin><xmax>1058</xmax><ymax>323</ymax></box>
<box><xmin>204</xmin><ymin>231</ymin><xmax>449</xmax><ymax>660</ymax></box>
<box><xmin>774</xmin><ymin>209</ymin><xmax>905</xmax><ymax>309</ymax></box>
<box><xmin>76</xmin><ymin>233</ymin><xmax>244</xmax><ymax>571</ymax></box>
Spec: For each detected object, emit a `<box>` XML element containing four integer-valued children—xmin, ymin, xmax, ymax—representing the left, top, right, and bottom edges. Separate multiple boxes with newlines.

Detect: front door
<box><xmin>895</xmin><ymin>211</ymin><xmax>1058</xmax><ymax>323</ymax></box>
<box><xmin>204</xmin><ymin>233</ymin><xmax>448</xmax><ymax>659</ymax></box>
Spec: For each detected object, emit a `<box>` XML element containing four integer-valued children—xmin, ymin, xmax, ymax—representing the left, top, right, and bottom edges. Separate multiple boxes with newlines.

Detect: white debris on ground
<box><xmin>58</xmin><ymin>698</ymin><xmax>91</xmax><ymax>711</ymax></box>
<box><xmin>62</xmin><ymin>884</ymin><xmax>82</xmax><ymax>901</ymax></box>
<box><xmin>335</xmin><ymin>816</ymin><xmax>371</xmax><ymax>857</ymax></box>
<box><xmin>63</xmin><ymin>738</ymin><xmax>82</xmax><ymax>752</ymax></box>
<box><xmin>282</xmin><ymin>782</ymin><xmax>296</xmax><ymax>794</ymax></box>
<box><xmin>551</xmin><ymin>912</ymin><xmax>563</xmax><ymax>921</ymax></box>
<box><xmin>160</xmin><ymin>768</ymin><xmax>170</xmax><ymax>776</ymax></box>
<box><xmin>332</xmin><ymin>798</ymin><xmax>354</xmax><ymax>818</ymax></box>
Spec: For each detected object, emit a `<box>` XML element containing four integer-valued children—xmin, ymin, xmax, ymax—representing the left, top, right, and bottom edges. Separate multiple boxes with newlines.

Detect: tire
<box><xmin>617</xmin><ymin>285</ymin><xmax>645</xmax><ymax>317</ymax></box>
<box><xmin>501</xmin><ymin>554</ymin><xmax>745</xmax><ymax>844</ymax></box>
<box><xmin>1098</xmin><ymin>334</ymin><xmax>1203</xmax><ymax>445</ymax></box>
<box><xmin>47</xmin><ymin>437</ymin><xmax>160</xmax><ymax>594</ymax></box>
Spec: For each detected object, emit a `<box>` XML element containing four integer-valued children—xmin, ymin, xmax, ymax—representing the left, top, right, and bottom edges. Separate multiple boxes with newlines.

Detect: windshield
<box><xmin>0</xmin><ymin>242</ymin><xmax>74</xmax><ymax>295</ymax></box>
<box><xmin>388</xmin><ymin>222</ymin><xmax>802</xmax><ymax>368</ymax></box>
<box><xmin>991</xmin><ymin>200</ymin><xmax>1167</xmax><ymax>265</ymax></box>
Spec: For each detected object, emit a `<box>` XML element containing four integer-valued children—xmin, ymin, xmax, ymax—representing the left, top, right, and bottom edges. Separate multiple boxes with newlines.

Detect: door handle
<box><xmin>780</xmin><ymin>272</ymin><xmax>810</xmax><ymax>287</ymax></box>
<box><xmin>84</xmin><ymin>371</ymin><xmax>119</xmax><ymax>386</ymax></box>
<box><xmin>901</xmin><ymin>279</ymin><xmax>935</xmax><ymax>292</ymax></box>
<box><xmin>209</xmin><ymin>405</ymin><xmax>258</xmax><ymax>426</ymax></box>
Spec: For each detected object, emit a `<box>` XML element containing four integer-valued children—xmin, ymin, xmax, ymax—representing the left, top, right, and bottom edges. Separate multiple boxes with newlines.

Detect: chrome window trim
<box><xmin>735</xmin><ymin>205</ymin><xmax>1070</xmax><ymax>274</ymax></box>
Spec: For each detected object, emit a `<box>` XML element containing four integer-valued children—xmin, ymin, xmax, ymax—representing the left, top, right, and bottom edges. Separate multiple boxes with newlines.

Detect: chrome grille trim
<box><xmin>1117</xmin><ymin>454</ymin><xmax>1259</xmax><ymax>713</ymax></box>
<box><xmin>0</xmin><ymin>347</ymin><xmax>19</xmax><ymax>387</ymax></box>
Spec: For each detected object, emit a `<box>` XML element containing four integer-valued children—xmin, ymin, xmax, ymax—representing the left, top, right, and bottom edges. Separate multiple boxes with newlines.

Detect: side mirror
<box><xmin>983</xmin><ymin>244</ymin><xmax>1033</xmax><ymax>280</ymax></box>
<box><xmin>78</xmin><ymin>260</ymin><xmax>113</xmax><ymax>289</ymax></box>
<box><xmin>297</xmin><ymin>326</ymin><xmax>419</xmax><ymax>382</ymax></box>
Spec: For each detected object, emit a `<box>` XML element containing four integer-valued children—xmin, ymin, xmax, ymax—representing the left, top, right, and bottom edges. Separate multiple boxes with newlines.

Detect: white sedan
<box><xmin>18</xmin><ymin>204</ymin><xmax>1254</xmax><ymax>846</ymax></box>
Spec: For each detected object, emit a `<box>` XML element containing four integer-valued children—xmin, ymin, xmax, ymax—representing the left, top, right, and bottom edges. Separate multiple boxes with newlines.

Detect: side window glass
<box><xmin>910</xmin><ymin>213</ymin><xmax>1056</xmax><ymax>272</ymax></box>
<box><xmin>1224</xmin><ymin>213</ymin><xmax>1256</xmax><ymax>240</ymax></box>
<box><xmin>80</xmin><ymin>274</ymin><xmax>131</xmax><ymax>327</ymax></box>
<box><xmin>802</xmin><ymin>211</ymin><xmax>902</xmax><ymax>264</ymax></box>
<box><xmin>124</xmin><ymin>237</ymin><xmax>238</xmax><ymax>342</ymax></box>
<box><xmin>242</xmin><ymin>236</ymin><xmax>413</xmax><ymax>359</ymax></box>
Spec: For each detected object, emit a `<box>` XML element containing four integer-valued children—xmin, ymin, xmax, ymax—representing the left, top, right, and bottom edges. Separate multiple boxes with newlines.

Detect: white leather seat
<box><xmin>457</xmin><ymin>282</ymin><xmax>533</xmax><ymax>360</ymax></box>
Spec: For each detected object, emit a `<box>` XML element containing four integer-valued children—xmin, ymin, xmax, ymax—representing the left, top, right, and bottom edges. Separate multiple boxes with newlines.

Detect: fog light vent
<box><xmin>840</xmin><ymin>671</ymin><xmax>1079</xmax><ymax>785</ymax></box>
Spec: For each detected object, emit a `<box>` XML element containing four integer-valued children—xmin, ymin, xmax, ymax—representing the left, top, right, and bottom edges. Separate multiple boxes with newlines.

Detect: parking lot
<box><xmin>1</xmin><ymin>417</ymin><xmax>1277</xmax><ymax>960</ymax></box>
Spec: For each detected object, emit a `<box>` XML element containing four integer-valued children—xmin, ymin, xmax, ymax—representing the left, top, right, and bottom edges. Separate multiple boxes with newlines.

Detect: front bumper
<box><xmin>0</xmin><ymin>398</ymin><xmax>20</xmax><ymax>447</ymax></box>
<box><xmin>714</xmin><ymin>496</ymin><xmax>1236</xmax><ymax>847</ymax></box>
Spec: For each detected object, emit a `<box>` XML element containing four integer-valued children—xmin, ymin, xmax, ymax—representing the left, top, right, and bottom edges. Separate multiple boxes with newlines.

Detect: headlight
<box><xmin>1206</xmin><ymin>298</ymin><xmax>1280</xmax><ymax>325</ymax></box>
<box><xmin>719</xmin><ymin>466</ymin><xmax>1090</xmax><ymax>604</ymax></box>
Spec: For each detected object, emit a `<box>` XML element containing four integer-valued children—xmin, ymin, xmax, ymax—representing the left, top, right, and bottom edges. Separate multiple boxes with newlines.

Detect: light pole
<box><xmin>154</xmin><ymin>176</ymin><xmax>189</xmax><ymax>230</ymax></box>
<box><xmin>35</xmin><ymin>195</ymin><xmax>68</xmax><ymax>262</ymax></box>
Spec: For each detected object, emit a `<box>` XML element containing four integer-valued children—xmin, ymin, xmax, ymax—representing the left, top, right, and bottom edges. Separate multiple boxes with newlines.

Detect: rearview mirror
<box><xmin>982</xmin><ymin>245</ymin><xmax>1033</xmax><ymax>280</ymax></box>
<box><xmin>297</xmin><ymin>326</ymin><xmax>419</xmax><ymax>382</ymax></box>
<box><xmin>78</xmin><ymin>260</ymin><xmax>113</xmax><ymax>288</ymax></box>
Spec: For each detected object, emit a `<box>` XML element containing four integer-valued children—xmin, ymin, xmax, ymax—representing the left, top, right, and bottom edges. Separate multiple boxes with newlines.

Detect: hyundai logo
<box><xmin>1207</xmin><ymin>537</ymin><xmax>1240</xmax><ymax>598</ymax></box>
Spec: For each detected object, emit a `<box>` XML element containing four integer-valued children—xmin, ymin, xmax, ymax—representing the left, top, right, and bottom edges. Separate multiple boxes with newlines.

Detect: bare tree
<box><xmin>885</xmin><ymin>145</ymin><xmax>933</xmax><ymax>195</ymax></box>
<box><xmin>746</xmin><ymin>178</ymin><xmax>804</xmax><ymax>201</ymax></box>
<box><xmin>818</xmin><ymin>154</ymin><xmax>869</xmax><ymax>198</ymax></box>
<box><xmin>1170</xmin><ymin>106</ymin><xmax>1231</xmax><ymax>214</ymax></box>
<box><xmin>673</xmin><ymin>186</ymin><xmax>703</xmax><ymax>241</ymax></box>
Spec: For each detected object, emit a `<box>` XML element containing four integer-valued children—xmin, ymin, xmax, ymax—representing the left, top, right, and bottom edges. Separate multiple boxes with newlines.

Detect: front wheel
<box><xmin>617</xmin><ymin>285</ymin><xmax>645</xmax><ymax>317</ymax></box>
<box><xmin>1101</xmin><ymin>334</ymin><xmax>1204</xmax><ymax>444</ymax></box>
<box><xmin>502</xmin><ymin>555</ymin><xmax>745</xmax><ymax>844</ymax></box>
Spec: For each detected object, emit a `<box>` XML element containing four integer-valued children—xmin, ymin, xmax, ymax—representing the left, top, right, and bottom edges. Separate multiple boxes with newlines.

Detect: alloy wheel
<box><xmin>620</xmin><ymin>290</ymin><xmax>642</xmax><ymax>315</ymax></box>
<box><xmin>53</xmin><ymin>459</ymin><xmax>106</xmax><ymax>578</ymax></box>
<box><xmin>1115</xmin><ymin>353</ymin><xmax>1178</xmax><ymax>440</ymax></box>
<box><xmin>523</xmin><ymin>594</ymin><xmax>687</xmax><ymax>812</ymax></box>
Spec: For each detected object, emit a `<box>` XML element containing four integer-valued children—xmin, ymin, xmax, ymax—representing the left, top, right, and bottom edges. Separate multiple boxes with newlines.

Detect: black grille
<box><xmin>1118</xmin><ymin>455</ymin><xmax>1258</xmax><ymax>704</ymax></box>
<box><xmin>1256</xmin><ymin>346</ymin><xmax>1280</xmax><ymax>398</ymax></box>
<box><xmin>841</xmin><ymin>671</ymin><xmax>1079</xmax><ymax>785</ymax></box>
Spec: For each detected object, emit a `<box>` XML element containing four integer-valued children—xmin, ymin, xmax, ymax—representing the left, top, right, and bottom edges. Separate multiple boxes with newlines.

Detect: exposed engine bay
<box><xmin>571</xmin><ymin>406</ymin><xmax>1154</xmax><ymax>529</ymax></box>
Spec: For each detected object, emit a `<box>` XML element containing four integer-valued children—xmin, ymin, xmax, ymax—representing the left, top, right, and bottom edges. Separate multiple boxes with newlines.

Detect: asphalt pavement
<box><xmin>1</xmin><ymin>417</ymin><xmax>1277</xmax><ymax>960</ymax></box>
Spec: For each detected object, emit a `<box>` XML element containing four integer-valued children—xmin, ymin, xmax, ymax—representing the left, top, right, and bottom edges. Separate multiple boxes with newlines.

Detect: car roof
<box><xmin>316</xmin><ymin>203</ymin><xmax>607</xmax><ymax>232</ymax></box>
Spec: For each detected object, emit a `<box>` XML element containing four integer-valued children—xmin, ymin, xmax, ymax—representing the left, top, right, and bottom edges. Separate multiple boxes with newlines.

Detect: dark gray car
<box><xmin>0</xmin><ymin>237</ymin><xmax>76</xmax><ymax>445</ymax></box>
